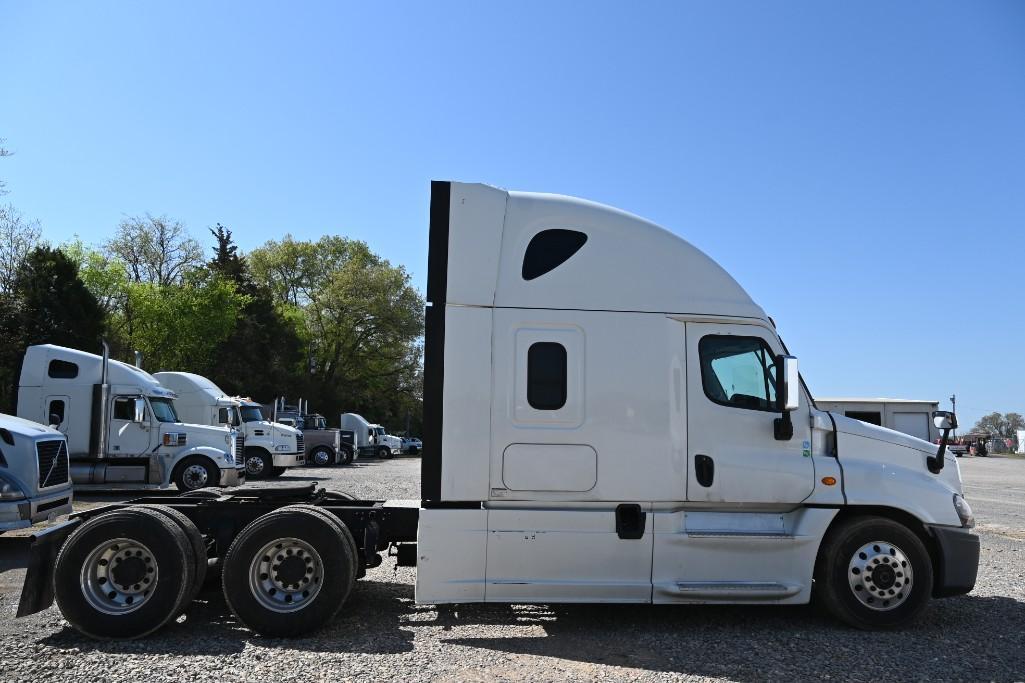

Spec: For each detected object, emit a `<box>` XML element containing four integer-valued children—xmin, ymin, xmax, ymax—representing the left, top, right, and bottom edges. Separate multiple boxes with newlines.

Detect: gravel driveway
<box><xmin>1</xmin><ymin>455</ymin><xmax>1022</xmax><ymax>682</ymax></box>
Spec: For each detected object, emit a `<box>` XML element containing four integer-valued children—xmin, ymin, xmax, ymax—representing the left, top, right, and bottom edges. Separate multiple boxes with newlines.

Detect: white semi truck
<box><xmin>0</xmin><ymin>413</ymin><xmax>74</xmax><ymax>533</ymax></box>
<box><xmin>17</xmin><ymin>344</ymin><xmax>244</xmax><ymax>491</ymax></box>
<box><xmin>153</xmin><ymin>372</ymin><xmax>306</xmax><ymax>479</ymax></box>
<box><xmin>17</xmin><ymin>182</ymin><xmax>977</xmax><ymax>640</ymax></box>
<box><xmin>340</xmin><ymin>412</ymin><xmax>403</xmax><ymax>459</ymax></box>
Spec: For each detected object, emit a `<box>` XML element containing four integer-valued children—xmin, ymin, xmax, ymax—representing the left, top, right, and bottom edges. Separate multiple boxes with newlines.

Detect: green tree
<box><xmin>972</xmin><ymin>412</ymin><xmax>1025</xmax><ymax>439</ymax></box>
<box><xmin>249</xmin><ymin>236</ymin><xmax>425</xmax><ymax>428</ymax></box>
<box><xmin>0</xmin><ymin>246</ymin><xmax>106</xmax><ymax>411</ymax></box>
<box><xmin>205</xmin><ymin>225</ymin><xmax>303</xmax><ymax>401</ymax></box>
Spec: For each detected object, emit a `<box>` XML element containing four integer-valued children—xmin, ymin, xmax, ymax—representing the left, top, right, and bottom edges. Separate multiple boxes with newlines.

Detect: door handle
<box><xmin>695</xmin><ymin>454</ymin><xmax>714</xmax><ymax>487</ymax></box>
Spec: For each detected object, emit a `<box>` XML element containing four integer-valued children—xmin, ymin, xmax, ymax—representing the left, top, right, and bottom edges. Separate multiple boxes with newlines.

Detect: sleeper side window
<box><xmin>218</xmin><ymin>407</ymin><xmax>230</xmax><ymax>424</ymax></box>
<box><xmin>527</xmin><ymin>342</ymin><xmax>567</xmax><ymax>410</ymax></box>
<box><xmin>699</xmin><ymin>335</ymin><xmax>778</xmax><ymax>412</ymax></box>
<box><xmin>48</xmin><ymin>360</ymin><xmax>79</xmax><ymax>379</ymax></box>
<box><xmin>522</xmin><ymin>229</ymin><xmax>588</xmax><ymax>281</ymax></box>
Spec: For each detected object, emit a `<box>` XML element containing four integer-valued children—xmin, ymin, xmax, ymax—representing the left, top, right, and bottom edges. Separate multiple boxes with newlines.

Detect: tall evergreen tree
<box><xmin>206</xmin><ymin>226</ymin><xmax>303</xmax><ymax>402</ymax></box>
<box><xmin>0</xmin><ymin>246</ymin><xmax>106</xmax><ymax>411</ymax></box>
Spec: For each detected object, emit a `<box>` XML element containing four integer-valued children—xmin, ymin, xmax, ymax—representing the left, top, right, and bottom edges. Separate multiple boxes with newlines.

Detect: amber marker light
<box><xmin>821</xmin><ymin>477</ymin><xmax>837</xmax><ymax>486</ymax></box>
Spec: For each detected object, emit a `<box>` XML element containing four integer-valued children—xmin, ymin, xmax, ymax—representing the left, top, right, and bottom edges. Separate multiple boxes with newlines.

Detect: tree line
<box><xmin>0</xmin><ymin>144</ymin><xmax>424</xmax><ymax>433</ymax></box>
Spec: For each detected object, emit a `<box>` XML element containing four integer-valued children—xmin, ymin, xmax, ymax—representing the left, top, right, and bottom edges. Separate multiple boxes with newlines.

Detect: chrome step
<box><xmin>674</xmin><ymin>581</ymin><xmax>801</xmax><ymax>599</ymax></box>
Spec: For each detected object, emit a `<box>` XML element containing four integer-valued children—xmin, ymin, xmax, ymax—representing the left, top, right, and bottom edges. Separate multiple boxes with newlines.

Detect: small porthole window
<box><xmin>47</xmin><ymin>359</ymin><xmax>79</xmax><ymax>379</ymax></box>
<box><xmin>522</xmin><ymin>229</ymin><xmax>588</xmax><ymax>281</ymax></box>
<box><xmin>527</xmin><ymin>342</ymin><xmax>567</xmax><ymax>410</ymax></box>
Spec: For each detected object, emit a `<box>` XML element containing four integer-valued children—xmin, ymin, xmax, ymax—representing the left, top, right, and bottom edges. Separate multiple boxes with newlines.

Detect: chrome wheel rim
<box><xmin>248</xmin><ymin>537</ymin><xmax>324</xmax><ymax>613</ymax></box>
<box><xmin>246</xmin><ymin>456</ymin><xmax>265</xmax><ymax>476</ymax></box>
<box><xmin>314</xmin><ymin>450</ymin><xmax>331</xmax><ymax>466</ymax></box>
<box><xmin>848</xmin><ymin>540</ymin><xmax>913</xmax><ymax>610</ymax></box>
<box><xmin>182</xmin><ymin>463</ymin><xmax>209</xmax><ymax>489</ymax></box>
<box><xmin>80</xmin><ymin>538</ymin><xmax>158</xmax><ymax>615</ymax></box>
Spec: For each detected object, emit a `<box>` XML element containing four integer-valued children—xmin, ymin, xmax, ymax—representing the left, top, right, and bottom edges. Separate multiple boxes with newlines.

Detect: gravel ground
<box><xmin>1</xmin><ymin>455</ymin><xmax>1023</xmax><ymax>682</ymax></box>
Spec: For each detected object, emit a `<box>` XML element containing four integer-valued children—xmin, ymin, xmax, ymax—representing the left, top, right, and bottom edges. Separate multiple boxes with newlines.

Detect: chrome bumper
<box><xmin>0</xmin><ymin>487</ymin><xmax>73</xmax><ymax>531</ymax></box>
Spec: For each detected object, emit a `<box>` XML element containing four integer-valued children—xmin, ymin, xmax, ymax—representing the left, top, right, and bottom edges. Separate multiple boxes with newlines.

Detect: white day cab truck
<box><xmin>0</xmin><ymin>414</ymin><xmax>73</xmax><ymax>533</ymax></box>
<box><xmin>17</xmin><ymin>345</ymin><xmax>244</xmax><ymax>492</ymax></box>
<box><xmin>340</xmin><ymin>412</ymin><xmax>402</xmax><ymax>459</ymax></box>
<box><xmin>17</xmin><ymin>181</ymin><xmax>978</xmax><ymax>640</ymax></box>
<box><xmin>152</xmin><ymin>372</ymin><xmax>306</xmax><ymax>480</ymax></box>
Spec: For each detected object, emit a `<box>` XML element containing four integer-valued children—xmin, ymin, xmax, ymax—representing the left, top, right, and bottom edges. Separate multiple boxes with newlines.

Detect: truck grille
<box><xmin>296</xmin><ymin>433</ymin><xmax>305</xmax><ymax>453</ymax></box>
<box><xmin>235</xmin><ymin>436</ymin><xmax>245</xmax><ymax>466</ymax></box>
<box><xmin>37</xmin><ymin>439</ymin><xmax>69</xmax><ymax>488</ymax></box>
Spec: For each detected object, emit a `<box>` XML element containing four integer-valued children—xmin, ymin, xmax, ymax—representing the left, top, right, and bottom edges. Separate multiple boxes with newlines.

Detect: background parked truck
<box><xmin>340</xmin><ymin>412</ymin><xmax>401</xmax><ymax>458</ymax></box>
<box><xmin>16</xmin><ymin>344</ymin><xmax>243</xmax><ymax>491</ymax></box>
<box><xmin>272</xmin><ymin>399</ymin><xmax>352</xmax><ymax>466</ymax></box>
<box><xmin>0</xmin><ymin>413</ymin><xmax>74</xmax><ymax>533</ymax></box>
<box><xmin>154</xmin><ymin>372</ymin><xmax>305</xmax><ymax>479</ymax></box>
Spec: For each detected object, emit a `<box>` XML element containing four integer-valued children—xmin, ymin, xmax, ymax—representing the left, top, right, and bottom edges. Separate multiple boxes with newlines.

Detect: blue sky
<box><xmin>2</xmin><ymin>1</ymin><xmax>1023</xmax><ymax>429</ymax></box>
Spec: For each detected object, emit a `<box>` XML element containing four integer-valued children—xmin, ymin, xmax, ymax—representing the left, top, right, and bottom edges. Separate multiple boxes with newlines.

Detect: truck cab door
<box><xmin>684</xmin><ymin>322</ymin><xmax>814</xmax><ymax>504</ymax></box>
<box><xmin>108</xmin><ymin>396</ymin><xmax>152</xmax><ymax>457</ymax></box>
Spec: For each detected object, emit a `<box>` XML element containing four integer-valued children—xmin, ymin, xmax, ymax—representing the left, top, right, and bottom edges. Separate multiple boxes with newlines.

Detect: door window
<box><xmin>112</xmin><ymin>397</ymin><xmax>141</xmax><ymax>421</ymax></box>
<box><xmin>48</xmin><ymin>399</ymin><xmax>66</xmax><ymax>426</ymax></box>
<box><xmin>698</xmin><ymin>335</ymin><xmax>778</xmax><ymax>412</ymax></box>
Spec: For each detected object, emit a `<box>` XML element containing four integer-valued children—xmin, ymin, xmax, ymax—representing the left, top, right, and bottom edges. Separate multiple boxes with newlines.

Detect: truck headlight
<box><xmin>953</xmin><ymin>494</ymin><xmax>974</xmax><ymax>528</ymax></box>
<box><xmin>275</xmin><ymin>445</ymin><xmax>289</xmax><ymax>452</ymax></box>
<box><xmin>0</xmin><ymin>472</ymin><xmax>26</xmax><ymax>501</ymax></box>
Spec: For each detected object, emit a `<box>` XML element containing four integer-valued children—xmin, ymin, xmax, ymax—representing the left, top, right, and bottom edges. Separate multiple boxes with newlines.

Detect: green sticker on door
<box><xmin>802</xmin><ymin>440</ymin><xmax>811</xmax><ymax>457</ymax></box>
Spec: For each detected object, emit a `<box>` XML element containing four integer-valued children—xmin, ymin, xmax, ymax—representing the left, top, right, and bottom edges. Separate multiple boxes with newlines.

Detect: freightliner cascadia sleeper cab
<box><xmin>17</xmin><ymin>181</ymin><xmax>978</xmax><ymax>639</ymax></box>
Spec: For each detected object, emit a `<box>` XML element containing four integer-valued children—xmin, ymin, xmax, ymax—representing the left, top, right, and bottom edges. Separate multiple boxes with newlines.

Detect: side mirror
<box><xmin>133</xmin><ymin>398</ymin><xmax>147</xmax><ymax>423</ymax></box>
<box><xmin>778</xmin><ymin>355</ymin><xmax>799</xmax><ymax>412</ymax></box>
<box><xmin>933</xmin><ymin>411</ymin><xmax>957</xmax><ymax>431</ymax></box>
<box><xmin>774</xmin><ymin>355</ymin><xmax>799</xmax><ymax>441</ymax></box>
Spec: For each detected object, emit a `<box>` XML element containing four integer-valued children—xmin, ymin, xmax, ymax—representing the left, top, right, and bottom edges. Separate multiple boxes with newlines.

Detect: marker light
<box><xmin>821</xmin><ymin>477</ymin><xmax>837</xmax><ymax>486</ymax></box>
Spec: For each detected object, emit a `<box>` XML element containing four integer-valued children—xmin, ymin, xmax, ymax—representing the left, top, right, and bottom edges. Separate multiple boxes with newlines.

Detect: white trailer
<box><xmin>0</xmin><ymin>413</ymin><xmax>73</xmax><ymax>533</ymax></box>
<box><xmin>153</xmin><ymin>372</ymin><xmax>305</xmax><ymax>479</ymax></box>
<box><xmin>16</xmin><ymin>344</ymin><xmax>243</xmax><ymax>491</ymax></box>
<box><xmin>17</xmin><ymin>181</ymin><xmax>977</xmax><ymax>640</ymax></box>
<box><xmin>815</xmin><ymin>398</ymin><xmax>942</xmax><ymax>443</ymax></box>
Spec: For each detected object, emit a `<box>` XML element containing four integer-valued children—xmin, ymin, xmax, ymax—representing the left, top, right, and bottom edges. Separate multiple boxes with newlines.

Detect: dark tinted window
<box><xmin>112</xmin><ymin>397</ymin><xmax>134</xmax><ymax>421</ymax></box>
<box><xmin>527</xmin><ymin>342</ymin><xmax>567</xmax><ymax>410</ymax></box>
<box><xmin>48</xmin><ymin>399</ymin><xmax>66</xmax><ymax>426</ymax></box>
<box><xmin>218</xmin><ymin>407</ymin><xmax>230</xmax><ymax>424</ymax></box>
<box><xmin>522</xmin><ymin>229</ymin><xmax>588</xmax><ymax>280</ymax></box>
<box><xmin>48</xmin><ymin>360</ymin><xmax>79</xmax><ymax>379</ymax></box>
<box><xmin>699</xmin><ymin>335</ymin><xmax>778</xmax><ymax>412</ymax></box>
<box><xmin>846</xmin><ymin>411</ymin><xmax>882</xmax><ymax>426</ymax></box>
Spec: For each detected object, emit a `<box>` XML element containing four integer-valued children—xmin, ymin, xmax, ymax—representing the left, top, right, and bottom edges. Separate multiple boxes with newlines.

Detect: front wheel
<box><xmin>172</xmin><ymin>457</ymin><xmax>217</xmax><ymax>492</ymax></box>
<box><xmin>377</xmin><ymin>447</ymin><xmax>393</xmax><ymax>459</ymax></box>
<box><xmin>338</xmin><ymin>447</ymin><xmax>353</xmax><ymax>466</ymax></box>
<box><xmin>245</xmin><ymin>450</ymin><xmax>272</xmax><ymax>479</ymax></box>
<box><xmin>310</xmin><ymin>447</ymin><xmax>334</xmax><ymax>467</ymax></box>
<box><xmin>815</xmin><ymin>516</ymin><xmax>933</xmax><ymax>629</ymax></box>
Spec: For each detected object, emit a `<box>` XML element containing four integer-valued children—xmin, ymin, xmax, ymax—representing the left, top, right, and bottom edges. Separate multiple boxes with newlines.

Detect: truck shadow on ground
<box><xmin>34</xmin><ymin>576</ymin><xmax>1025</xmax><ymax>680</ymax></box>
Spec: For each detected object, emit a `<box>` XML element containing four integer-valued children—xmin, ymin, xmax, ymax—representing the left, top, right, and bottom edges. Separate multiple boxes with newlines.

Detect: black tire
<box><xmin>221</xmin><ymin>508</ymin><xmax>355</xmax><ymax>637</ymax></box>
<box><xmin>245</xmin><ymin>449</ymin><xmax>272</xmax><ymax>479</ymax></box>
<box><xmin>310</xmin><ymin>446</ymin><xmax>335</xmax><ymax>467</ymax></box>
<box><xmin>815</xmin><ymin>516</ymin><xmax>933</xmax><ymax>629</ymax></box>
<box><xmin>280</xmin><ymin>504</ymin><xmax>359</xmax><ymax>592</ymax></box>
<box><xmin>338</xmin><ymin>446</ymin><xmax>353</xmax><ymax>466</ymax></box>
<box><xmin>377</xmin><ymin>446</ymin><xmax>393</xmax><ymax>459</ymax></box>
<box><xmin>179</xmin><ymin>487</ymin><xmax>222</xmax><ymax>499</ymax></box>
<box><xmin>54</xmin><ymin>508</ymin><xmax>195</xmax><ymax>640</ymax></box>
<box><xmin>128</xmin><ymin>505</ymin><xmax>208</xmax><ymax>604</ymax></box>
<box><xmin>268</xmin><ymin>466</ymin><xmax>286</xmax><ymax>478</ymax></box>
<box><xmin>172</xmin><ymin>456</ymin><xmax>218</xmax><ymax>492</ymax></box>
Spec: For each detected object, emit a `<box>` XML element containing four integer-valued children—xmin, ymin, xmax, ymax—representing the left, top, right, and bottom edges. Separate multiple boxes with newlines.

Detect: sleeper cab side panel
<box><xmin>485</xmin><ymin>507</ymin><xmax>653</xmax><ymax>603</ymax></box>
<box><xmin>440</xmin><ymin>304</ymin><xmax>493</xmax><ymax>501</ymax></box>
<box><xmin>415</xmin><ymin>508</ymin><xmax>488</xmax><ymax>604</ymax></box>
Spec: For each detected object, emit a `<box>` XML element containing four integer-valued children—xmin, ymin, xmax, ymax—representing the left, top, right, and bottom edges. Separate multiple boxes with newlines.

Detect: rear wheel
<box><xmin>310</xmin><ymin>446</ymin><xmax>334</xmax><ymax>467</ymax></box>
<box><xmin>221</xmin><ymin>508</ymin><xmax>355</xmax><ymax>637</ymax></box>
<box><xmin>245</xmin><ymin>450</ymin><xmax>271</xmax><ymax>479</ymax></box>
<box><xmin>815</xmin><ymin>516</ymin><xmax>933</xmax><ymax>629</ymax></box>
<box><xmin>172</xmin><ymin>457</ymin><xmax>217</xmax><ymax>492</ymax></box>
<box><xmin>54</xmin><ymin>508</ymin><xmax>195</xmax><ymax>639</ymax></box>
<box><xmin>377</xmin><ymin>446</ymin><xmax>393</xmax><ymax>459</ymax></box>
<box><xmin>129</xmin><ymin>505</ymin><xmax>208</xmax><ymax>604</ymax></box>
